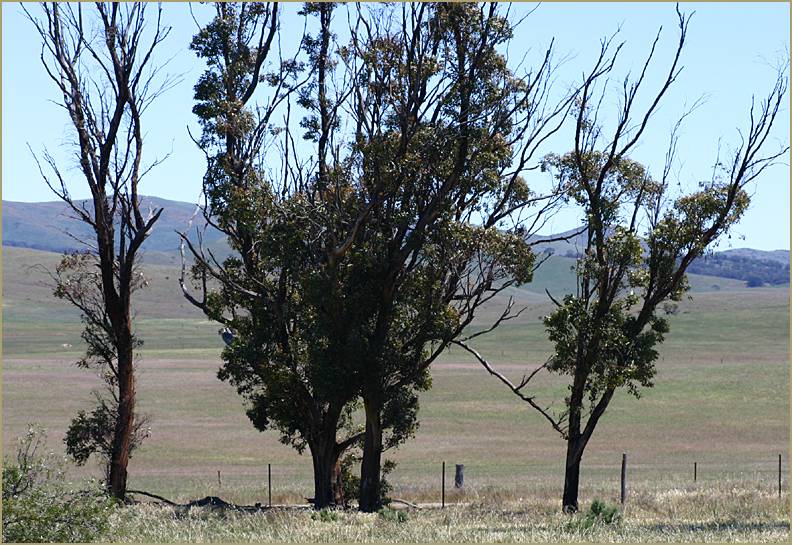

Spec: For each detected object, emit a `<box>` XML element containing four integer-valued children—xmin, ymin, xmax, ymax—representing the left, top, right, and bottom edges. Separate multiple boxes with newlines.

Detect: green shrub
<box><xmin>310</xmin><ymin>507</ymin><xmax>340</xmax><ymax>523</ymax></box>
<box><xmin>340</xmin><ymin>454</ymin><xmax>361</xmax><ymax>507</ymax></box>
<box><xmin>377</xmin><ymin>506</ymin><xmax>408</xmax><ymax>523</ymax></box>
<box><xmin>2</xmin><ymin>426</ymin><xmax>116</xmax><ymax>543</ymax></box>
<box><xmin>587</xmin><ymin>498</ymin><xmax>621</xmax><ymax>524</ymax></box>
<box><xmin>340</xmin><ymin>454</ymin><xmax>397</xmax><ymax>507</ymax></box>
<box><xmin>566</xmin><ymin>498</ymin><xmax>622</xmax><ymax>532</ymax></box>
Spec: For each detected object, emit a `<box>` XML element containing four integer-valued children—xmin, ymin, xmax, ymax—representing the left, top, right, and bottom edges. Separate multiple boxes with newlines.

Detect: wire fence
<box><xmin>146</xmin><ymin>453</ymin><xmax>789</xmax><ymax>507</ymax></box>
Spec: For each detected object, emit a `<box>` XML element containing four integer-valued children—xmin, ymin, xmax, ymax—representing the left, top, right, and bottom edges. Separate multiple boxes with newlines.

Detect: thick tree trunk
<box><xmin>358</xmin><ymin>397</ymin><xmax>384</xmax><ymax>512</ymax></box>
<box><xmin>562</xmin><ymin>436</ymin><xmax>582</xmax><ymax>513</ymax></box>
<box><xmin>311</xmin><ymin>441</ymin><xmax>344</xmax><ymax>509</ymax></box>
<box><xmin>107</xmin><ymin>338</ymin><xmax>135</xmax><ymax>501</ymax></box>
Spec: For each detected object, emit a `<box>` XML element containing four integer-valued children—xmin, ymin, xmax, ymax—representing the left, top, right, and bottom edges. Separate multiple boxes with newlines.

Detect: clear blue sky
<box><xmin>3</xmin><ymin>2</ymin><xmax>789</xmax><ymax>250</ymax></box>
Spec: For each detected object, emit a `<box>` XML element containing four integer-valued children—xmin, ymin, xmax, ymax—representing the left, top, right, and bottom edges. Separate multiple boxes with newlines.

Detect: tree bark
<box><xmin>107</xmin><ymin>336</ymin><xmax>136</xmax><ymax>501</ymax></box>
<box><xmin>562</xmin><ymin>436</ymin><xmax>582</xmax><ymax>513</ymax></box>
<box><xmin>310</xmin><ymin>441</ymin><xmax>345</xmax><ymax>509</ymax></box>
<box><xmin>331</xmin><ymin>455</ymin><xmax>345</xmax><ymax>507</ymax></box>
<box><xmin>358</xmin><ymin>397</ymin><xmax>384</xmax><ymax>512</ymax></box>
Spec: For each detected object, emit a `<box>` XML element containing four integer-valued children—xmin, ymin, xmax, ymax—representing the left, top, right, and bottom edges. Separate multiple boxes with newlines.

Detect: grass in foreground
<box><xmin>106</xmin><ymin>483</ymin><xmax>789</xmax><ymax>543</ymax></box>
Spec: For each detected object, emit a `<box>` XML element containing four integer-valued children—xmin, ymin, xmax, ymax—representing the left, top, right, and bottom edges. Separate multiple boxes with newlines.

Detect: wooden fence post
<box><xmin>217</xmin><ymin>470</ymin><xmax>221</xmax><ymax>489</ymax></box>
<box><xmin>441</xmin><ymin>461</ymin><xmax>446</xmax><ymax>508</ymax></box>
<box><xmin>620</xmin><ymin>453</ymin><xmax>627</xmax><ymax>505</ymax></box>
<box><xmin>268</xmin><ymin>463</ymin><xmax>272</xmax><ymax>507</ymax></box>
<box><xmin>455</xmin><ymin>464</ymin><xmax>464</xmax><ymax>488</ymax></box>
<box><xmin>779</xmin><ymin>454</ymin><xmax>782</xmax><ymax>498</ymax></box>
<box><xmin>694</xmin><ymin>461</ymin><xmax>697</xmax><ymax>483</ymax></box>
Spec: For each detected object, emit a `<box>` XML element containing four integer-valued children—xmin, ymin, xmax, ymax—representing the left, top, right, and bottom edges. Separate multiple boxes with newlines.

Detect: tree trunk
<box><xmin>358</xmin><ymin>397</ymin><xmax>383</xmax><ymax>512</ymax></box>
<box><xmin>311</xmin><ymin>441</ymin><xmax>344</xmax><ymax>509</ymax></box>
<box><xmin>562</xmin><ymin>437</ymin><xmax>581</xmax><ymax>513</ymax></box>
<box><xmin>331</xmin><ymin>455</ymin><xmax>345</xmax><ymax>507</ymax></box>
<box><xmin>107</xmin><ymin>339</ymin><xmax>135</xmax><ymax>501</ymax></box>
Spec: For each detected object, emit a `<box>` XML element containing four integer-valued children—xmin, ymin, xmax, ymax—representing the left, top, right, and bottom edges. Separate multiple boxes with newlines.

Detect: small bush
<box><xmin>377</xmin><ymin>506</ymin><xmax>408</xmax><ymax>523</ymax></box>
<box><xmin>587</xmin><ymin>498</ymin><xmax>621</xmax><ymax>524</ymax></box>
<box><xmin>566</xmin><ymin>498</ymin><xmax>621</xmax><ymax>532</ymax></box>
<box><xmin>310</xmin><ymin>508</ymin><xmax>340</xmax><ymax>523</ymax></box>
<box><xmin>2</xmin><ymin>426</ymin><xmax>115</xmax><ymax>543</ymax></box>
<box><xmin>340</xmin><ymin>454</ymin><xmax>361</xmax><ymax>506</ymax></box>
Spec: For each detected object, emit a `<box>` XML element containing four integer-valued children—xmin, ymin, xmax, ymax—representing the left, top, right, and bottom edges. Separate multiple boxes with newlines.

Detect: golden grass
<box><xmin>107</xmin><ymin>482</ymin><xmax>789</xmax><ymax>543</ymax></box>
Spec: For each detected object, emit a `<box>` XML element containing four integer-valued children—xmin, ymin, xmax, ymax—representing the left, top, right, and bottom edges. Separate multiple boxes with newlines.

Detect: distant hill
<box><xmin>687</xmin><ymin>251</ymin><xmax>789</xmax><ymax>287</ymax></box>
<box><xmin>3</xmin><ymin>198</ymin><xmax>788</xmax><ymax>286</ymax></box>
<box><xmin>528</xmin><ymin>227</ymin><xmax>588</xmax><ymax>257</ymax></box>
<box><xmin>528</xmin><ymin>228</ymin><xmax>789</xmax><ymax>288</ymax></box>
<box><xmin>2</xmin><ymin>197</ymin><xmax>229</xmax><ymax>265</ymax></box>
<box><xmin>719</xmin><ymin>248</ymin><xmax>789</xmax><ymax>265</ymax></box>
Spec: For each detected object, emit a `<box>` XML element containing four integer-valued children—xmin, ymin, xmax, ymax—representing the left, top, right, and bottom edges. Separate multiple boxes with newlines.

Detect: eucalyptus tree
<box><xmin>181</xmin><ymin>2</ymin><xmax>575</xmax><ymax>510</ymax></box>
<box><xmin>24</xmin><ymin>3</ymin><xmax>172</xmax><ymax>501</ymax></box>
<box><xmin>182</xmin><ymin>2</ymin><xmax>367</xmax><ymax>508</ymax></box>
<box><xmin>346</xmin><ymin>3</ymin><xmax>577</xmax><ymax>511</ymax></box>
<box><xmin>454</xmin><ymin>8</ymin><xmax>789</xmax><ymax>512</ymax></box>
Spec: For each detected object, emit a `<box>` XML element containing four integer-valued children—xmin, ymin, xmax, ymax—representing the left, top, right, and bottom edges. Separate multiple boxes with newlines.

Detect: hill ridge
<box><xmin>3</xmin><ymin>198</ymin><xmax>789</xmax><ymax>285</ymax></box>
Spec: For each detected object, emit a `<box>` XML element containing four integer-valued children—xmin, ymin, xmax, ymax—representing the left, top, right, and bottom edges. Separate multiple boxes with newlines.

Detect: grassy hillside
<box><xmin>2</xmin><ymin>245</ymin><xmax>788</xmax><ymax>505</ymax></box>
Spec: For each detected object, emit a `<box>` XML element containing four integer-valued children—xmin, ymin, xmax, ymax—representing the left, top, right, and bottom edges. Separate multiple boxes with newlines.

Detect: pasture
<box><xmin>2</xmin><ymin>246</ymin><xmax>789</xmax><ymax>541</ymax></box>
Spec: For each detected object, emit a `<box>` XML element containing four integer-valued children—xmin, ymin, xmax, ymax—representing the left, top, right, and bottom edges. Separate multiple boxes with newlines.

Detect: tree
<box><xmin>25</xmin><ymin>3</ymin><xmax>172</xmax><ymax>501</ymax></box>
<box><xmin>346</xmin><ymin>3</ymin><xmax>576</xmax><ymax>511</ymax></box>
<box><xmin>182</xmin><ymin>2</ymin><xmax>366</xmax><ymax>509</ymax></box>
<box><xmin>181</xmin><ymin>2</ymin><xmax>575</xmax><ymax>510</ymax></box>
<box><xmin>455</xmin><ymin>7</ymin><xmax>788</xmax><ymax>512</ymax></box>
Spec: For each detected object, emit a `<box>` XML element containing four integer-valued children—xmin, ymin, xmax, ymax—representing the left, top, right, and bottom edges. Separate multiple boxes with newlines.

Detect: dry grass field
<box><xmin>101</xmin><ymin>484</ymin><xmax>789</xmax><ymax>543</ymax></box>
<box><xmin>3</xmin><ymin>246</ymin><xmax>789</xmax><ymax>541</ymax></box>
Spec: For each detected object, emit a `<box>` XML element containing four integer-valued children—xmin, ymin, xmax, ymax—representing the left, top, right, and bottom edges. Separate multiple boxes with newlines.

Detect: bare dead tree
<box><xmin>24</xmin><ymin>2</ymin><xmax>174</xmax><ymax>501</ymax></box>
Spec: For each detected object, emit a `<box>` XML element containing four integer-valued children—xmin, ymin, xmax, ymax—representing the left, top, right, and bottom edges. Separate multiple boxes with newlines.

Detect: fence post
<box><xmin>268</xmin><ymin>463</ymin><xmax>272</xmax><ymax>507</ymax></box>
<box><xmin>620</xmin><ymin>453</ymin><xmax>627</xmax><ymax>505</ymax></box>
<box><xmin>694</xmin><ymin>461</ymin><xmax>697</xmax><ymax>483</ymax></box>
<box><xmin>441</xmin><ymin>461</ymin><xmax>446</xmax><ymax>508</ymax></box>
<box><xmin>455</xmin><ymin>464</ymin><xmax>464</xmax><ymax>488</ymax></box>
<box><xmin>779</xmin><ymin>454</ymin><xmax>782</xmax><ymax>498</ymax></box>
<box><xmin>217</xmin><ymin>470</ymin><xmax>221</xmax><ymax>489</ymax></box>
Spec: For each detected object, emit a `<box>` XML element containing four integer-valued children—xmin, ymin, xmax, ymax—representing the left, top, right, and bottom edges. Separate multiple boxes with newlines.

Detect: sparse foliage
<box><xmin>2</xmin><ymin>426</ymin><xmax>115</xmax><ymax>543</ymax></box>
<box><xmin>457</xmin><ymin>6</ymin><xmax>788</xmax><ymax>513</ymax></box>
<box><xmin>25</xmin><ymin>2</ymin><xmax>173</xmax><ymax>500</ymax></box>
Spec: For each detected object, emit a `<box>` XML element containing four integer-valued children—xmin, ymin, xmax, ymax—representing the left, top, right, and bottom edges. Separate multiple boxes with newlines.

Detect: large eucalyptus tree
<box><xmin>182</xmin><ymin>2</ymin><xmax>575</xmax><ymax>510</ymax></box>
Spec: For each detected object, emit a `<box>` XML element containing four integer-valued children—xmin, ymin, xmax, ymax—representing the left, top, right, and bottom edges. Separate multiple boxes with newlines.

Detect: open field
<box><xmin>3</xmin><ymin>246</ymin><xmax>788</xmax><ymax>516</ymax></box>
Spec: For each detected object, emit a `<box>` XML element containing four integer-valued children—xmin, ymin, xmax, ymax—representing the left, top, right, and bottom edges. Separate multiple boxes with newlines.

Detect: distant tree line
<box><xmin>687</xmin><ymin>254</ymin><xmax>790</xmax><ymax>286</ymax></box>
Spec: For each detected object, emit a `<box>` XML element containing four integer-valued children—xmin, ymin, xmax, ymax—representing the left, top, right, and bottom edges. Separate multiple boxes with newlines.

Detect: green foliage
<box><xmin>586</xmin><ymin>499</ymin><xmax>621</xmax><ymax>524</ymax></box>
<box><xmin>567</xmin><ymin>499</ymin><xmax>621</xmax><ymax>531</ymax></box>
<box><xmin>54</xmin><ymin>250</ymin><xmax>150</xmax><ymax>480</ymax></box>
<box><xmin>186</xmin><ymin>2</ymin><xmax>539</xmax><ymax>494</ymax></box>
<box><xmin>2</xmin><ymin>426</ymin><xmax>115</xmax><ymax>543</ymax></box>
<box><xmin>340</xmin><ymin>455</ymin><xmax>397</xmax><ymax>507</ymax></box>
<box><xmin>541</xmin><ymin>144</ymin><xmax>755</xmax><ymax>409</ymax></box>
<box><xmin>378</xmin><ymin>506</ymin><xmax>408</xmax><ymax>523</ymax></box>
<box><xmin>311</xmin><ymin>508</ymin><xmax>341</xmax><ymax>523</ymax></box>
<box><xmin>339</xmin><ymin>454</ymin><xmax>361</xmax><ymax>505</ymax></box>
<box><xmin>64</xmin><ymin>395</ymin><xmax>149</xmax><ymax>476</ymax></box>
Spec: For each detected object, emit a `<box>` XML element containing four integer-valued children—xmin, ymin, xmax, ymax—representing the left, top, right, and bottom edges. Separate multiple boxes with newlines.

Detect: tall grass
<box><xmin>107</xmin><ymin>482</ymin><xmax>788</xmax><ymax>543</ymax></box>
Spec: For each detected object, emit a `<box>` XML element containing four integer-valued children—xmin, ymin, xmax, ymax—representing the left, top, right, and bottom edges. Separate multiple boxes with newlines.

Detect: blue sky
<box><xmin>3</xmin><ymin>2</ymin><xmax>789</xmax><ymax>250</ymax></box>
